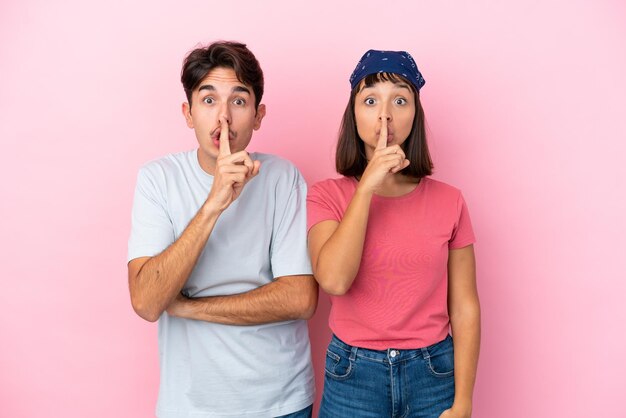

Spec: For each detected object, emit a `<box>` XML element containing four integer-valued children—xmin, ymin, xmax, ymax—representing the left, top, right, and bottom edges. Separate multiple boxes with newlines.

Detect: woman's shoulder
<box><xmin>308</xmin><ymin>176</ymin><xmax>356</xmax><ymax>202</ymax></box>
<box><xmin>421</xmin><ymin>176</ymin><xmax>463</xmax><ymax>197</ymax></box>
<box><xmin>311</xmin><ymin>176</ymin><xmax>355</xmax><ymax>191</ymax></box>
<box><xmin>313</xmin><ymin>176</ymin><xmax>356</xmax><ymax>188</ymax></box>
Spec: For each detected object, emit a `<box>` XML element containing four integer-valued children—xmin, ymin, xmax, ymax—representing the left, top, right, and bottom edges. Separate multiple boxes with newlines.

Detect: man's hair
<box><xmin>335</xmin><ymin>72</ymin><xmax>433</xmax><ymax>179</ymax></box>
<box><xmin>181</xmin><ymin>41</ymin><xmax>264</xmax><ymax>110</ymax></box>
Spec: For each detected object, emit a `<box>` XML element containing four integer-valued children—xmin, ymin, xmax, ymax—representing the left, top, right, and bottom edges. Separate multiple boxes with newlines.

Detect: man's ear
<box><xmin>182</xmin><ymin>102</ymin><xmax>193</xmax><ymax>128</ymax></box>
<box><xmin>253</xmin><ymin>104</ymin><xmax>266</xmax><ymax>130</ymax></box>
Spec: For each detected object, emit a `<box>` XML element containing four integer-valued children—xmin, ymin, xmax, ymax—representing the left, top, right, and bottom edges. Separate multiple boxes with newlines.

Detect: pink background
<box><xmin>1</xmin><ymin>1</ymin><xmax>625</xmax><ymax>417</ymax></box>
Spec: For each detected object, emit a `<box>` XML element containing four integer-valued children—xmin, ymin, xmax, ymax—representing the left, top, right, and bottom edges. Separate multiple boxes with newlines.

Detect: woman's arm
<box><xmin>442</xmin><ymin>244</ymin><xmax>480</xmax><ymax>418</ymax></box>
<box><xmin>307</xmin><ymin>188</ymin><xmax>373</xmax><ymax>295</ymax></box>
<box><xmin>308</xmin><ymin>121</ymin><xmax>408</xmax><ymax>295</ymax></box>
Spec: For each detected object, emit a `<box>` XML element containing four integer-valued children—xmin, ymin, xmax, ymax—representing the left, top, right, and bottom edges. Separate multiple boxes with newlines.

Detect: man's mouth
<box><xmin>211</xmin><ymin>131</ymin><xmax>235</xmax><ymax>145</ymax></box>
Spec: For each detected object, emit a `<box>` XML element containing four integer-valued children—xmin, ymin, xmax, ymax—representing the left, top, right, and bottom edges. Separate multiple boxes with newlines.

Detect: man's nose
<box><xmin>219</xmin><ymin>103</ymin><xmax>231</xmax><ymax>125</ymax></box>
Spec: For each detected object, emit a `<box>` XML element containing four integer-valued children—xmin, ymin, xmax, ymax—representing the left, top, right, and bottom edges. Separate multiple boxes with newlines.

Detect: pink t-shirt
<box><xmin>307</xmin><ymin>176</ymin><xmax>475</xmax><ymax>350</ymax></box>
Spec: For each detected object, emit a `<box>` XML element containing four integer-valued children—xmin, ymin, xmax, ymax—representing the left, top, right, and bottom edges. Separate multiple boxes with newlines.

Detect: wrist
<box><xmin>451</xmin><ymin>400</ymin><xmax>472</xmax><ymax>416</ymax></box>
<box><xmin>200</xmin><ymin>198</ymin><xmax>224</xmax><ymax>218</ymax></box>
<box><xmin>354</xmin><ymin>183</ymin><xmax>374</xmax><ymax>199</ymax></box>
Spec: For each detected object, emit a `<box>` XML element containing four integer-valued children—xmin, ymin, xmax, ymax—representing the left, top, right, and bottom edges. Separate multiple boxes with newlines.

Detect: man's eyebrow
<box><xmin>232</xmin><ymin>86</ymin><xmax>251</xmax><ymax>94</ymax></box>
<box><xmin>196</xmin><ymin>85</ymin><xmax>251</xmax><ymax>95</ymax></box>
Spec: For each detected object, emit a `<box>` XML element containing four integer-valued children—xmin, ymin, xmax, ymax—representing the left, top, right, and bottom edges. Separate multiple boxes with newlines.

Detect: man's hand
<box><xmin>165</xmin><ymin>292</ymin><xmax>190</xmax><ymax>318</ymax></box>
<box><xmin>207</xmin><ymin>116</ymin><xmax>261</xmax><ymax>211</ymax></box>
<box><xmin>357</xmin><ymin>118</ymin><xmax>409</xmax><ymax>194</ymax></box>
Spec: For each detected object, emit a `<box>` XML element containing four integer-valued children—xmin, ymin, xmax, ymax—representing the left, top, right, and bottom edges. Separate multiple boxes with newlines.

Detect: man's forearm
<box><xmin>167</xmin><ymin>275</ymin><xmax>318</xmax><ymax>325</ymax></box>
<box><xmin>129</xmin><ymin>201</ymin><xmax>221</xmax><ymax>322</ymax></box>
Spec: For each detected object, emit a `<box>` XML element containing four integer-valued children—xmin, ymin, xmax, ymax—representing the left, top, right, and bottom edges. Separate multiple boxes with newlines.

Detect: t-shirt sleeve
<box><xmin>127</xmin><ymin>166</ymin><xmax>175</xmax><ymax>262</ymax></box>
<box><xmin>449</xmin><ymin>192</ymin><xmax>476</xmax><ymax>249</ymax></box>
<box><xmin>270</xmin><ymin>169</ymin><xmax>313</xmax><ymax>278</ymax></box>
<box><xmin>306</xmin><ymin>181</ymin><xmax>340</xmax><ymax>231</ymax></box>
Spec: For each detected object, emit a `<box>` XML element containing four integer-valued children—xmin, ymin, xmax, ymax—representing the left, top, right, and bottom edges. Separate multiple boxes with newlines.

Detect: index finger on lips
<box><xmin>218</xmin><ymin>116</ymin><xmax>231</xmax><ymax>156</ymax></box>
<box><xmin>376</xmin><ymin>117</ymin><xmax>388</xmax><ymax>151</ymax></box>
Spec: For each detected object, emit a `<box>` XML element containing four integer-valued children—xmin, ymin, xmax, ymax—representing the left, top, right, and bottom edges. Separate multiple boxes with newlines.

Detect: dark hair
<box><xmin>181</xmin><ymin>41</ymin><xmax>264</xmax><ymax>110</ymax></box>
<box><xmin>336</xmin><ymin>72</ymin><xmax>433</xmax><ymax>179</ymax></box>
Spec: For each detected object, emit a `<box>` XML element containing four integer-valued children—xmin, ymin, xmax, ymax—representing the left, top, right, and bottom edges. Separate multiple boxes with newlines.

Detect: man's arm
<box><xmin>129</xmin><ymin>118</ymin><xmax>259</xmax><ymax>322</ymax></box>
<box><xmin>166</xmin><ymin>275</ymin><xmax>318</xmax><ymax>324</ymax></box>
<box><xmin>128</xmin><ymin>202</ymin><xmax>221</xmax><ymax>322</ymax></box>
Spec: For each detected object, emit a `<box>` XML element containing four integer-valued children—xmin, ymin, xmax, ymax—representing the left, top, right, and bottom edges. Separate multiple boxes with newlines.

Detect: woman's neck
<box><xmin>366</xmin><ymin>173</ymin><xmax>421</xmax><ymax>197</ymax></box>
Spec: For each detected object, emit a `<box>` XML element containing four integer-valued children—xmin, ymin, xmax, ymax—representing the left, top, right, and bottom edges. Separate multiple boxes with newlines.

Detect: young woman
<box><xmin>307</xmin><ymin>50</ymin><xmax>480</xmax><ymax>418</ymax></box>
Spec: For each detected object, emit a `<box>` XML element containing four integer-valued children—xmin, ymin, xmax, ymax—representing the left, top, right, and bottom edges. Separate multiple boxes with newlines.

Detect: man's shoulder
<box><xmin>252</xmin><ymin>152</ymin><xmax>304</xmax><ymax>185</ymax></box>
<box><xmin>137</xmin><ymin>150</ymin><xmax>195</xmax><ymax>180</ymax></box>
<box><xmin>253</xmin><ymin>152</ymin><xmax>297</xmax><ymax>171</ymax></box>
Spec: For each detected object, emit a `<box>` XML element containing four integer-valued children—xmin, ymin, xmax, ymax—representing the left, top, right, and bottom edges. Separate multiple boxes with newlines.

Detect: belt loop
<box><xmin>349</xmin><ymin>346</ymin><xmax>358</xmax><ymax>362</ymax></box>
<box><xmin>420</xmin><ymin>347</ymin><xmax>430</xmax><ymax>360</ymax></box>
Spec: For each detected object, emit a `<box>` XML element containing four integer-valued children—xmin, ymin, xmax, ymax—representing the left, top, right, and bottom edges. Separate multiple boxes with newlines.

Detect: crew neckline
<box><xmin>191</xmin><ymin>149</ymin><xmax>259</xmax><ymax>180</ymax></box>
<box><xmin>348</xmin><ymin>176</ymin><xmax>427</xmax><ymax>200</ymax></box>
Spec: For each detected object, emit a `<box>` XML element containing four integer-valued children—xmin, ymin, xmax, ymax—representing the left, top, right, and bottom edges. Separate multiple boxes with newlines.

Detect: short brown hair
<box><xmin>336</xmin><ymin>72</ymin><xmax>433</xmax><ymax>179</ymax></box>
<box><xmin>181</xmin><ymin>41</ymin><xmax>264</xmax><ymax>110</ymax></box>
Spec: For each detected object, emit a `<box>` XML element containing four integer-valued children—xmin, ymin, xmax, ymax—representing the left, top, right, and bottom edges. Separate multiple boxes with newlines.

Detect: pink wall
<box><xmin>1</xmin><ymin>1</ymin><xmax>625</xmax><ymax>416</ymax></box>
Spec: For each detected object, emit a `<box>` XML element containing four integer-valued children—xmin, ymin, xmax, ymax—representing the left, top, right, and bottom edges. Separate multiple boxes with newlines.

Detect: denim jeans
<box><xmin>275</xmin><ymin>404</ymin><xmax>313</xmax><ymax>418</ymax></box>
<box><xmin>319</xmin><ymin>334</ymin><xmax>455</xmax><ymax>418</ymax></box>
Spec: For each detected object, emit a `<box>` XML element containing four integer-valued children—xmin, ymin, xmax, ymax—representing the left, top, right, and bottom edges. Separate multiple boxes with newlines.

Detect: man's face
<box><xmin>182</xmin><ymin>67</ymin><xmax>265</xmax><ymax>173</ymax></box>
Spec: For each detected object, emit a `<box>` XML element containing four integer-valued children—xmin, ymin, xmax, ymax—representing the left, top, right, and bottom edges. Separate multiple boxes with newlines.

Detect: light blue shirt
<box><xmin>128</xmin><ymin>150</ymin><xmax>314</xmax><ymax>417</ymax></box>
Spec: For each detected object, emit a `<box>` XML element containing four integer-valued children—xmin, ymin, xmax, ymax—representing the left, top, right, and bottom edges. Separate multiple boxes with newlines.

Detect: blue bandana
<box><xmin>349</xmin><ymin>49</ymin><xmax>425</xmax><ymax>92</ymax></box>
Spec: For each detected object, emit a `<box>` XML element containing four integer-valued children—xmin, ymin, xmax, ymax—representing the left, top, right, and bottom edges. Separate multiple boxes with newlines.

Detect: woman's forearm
<box><xmin>313</xmin><ymin>188</ymin><xmax>373</xmax><ymax>295</ymax></box>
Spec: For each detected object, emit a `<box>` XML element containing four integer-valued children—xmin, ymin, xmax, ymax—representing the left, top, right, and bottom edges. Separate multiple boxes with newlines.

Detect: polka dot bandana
<box><xmin>349</xmin><ymin>49</ymin><xmax>425</xmax><ymax>92</ymax></box>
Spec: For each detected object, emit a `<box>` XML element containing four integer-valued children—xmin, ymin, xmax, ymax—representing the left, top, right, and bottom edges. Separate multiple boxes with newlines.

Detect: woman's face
<box><xmin>354</xmin><ymin>79</ymin><xmax>416</xmax><ymax>159</ymax></box>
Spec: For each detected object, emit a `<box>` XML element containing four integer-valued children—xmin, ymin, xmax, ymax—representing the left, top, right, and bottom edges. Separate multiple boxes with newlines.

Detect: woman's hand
<box><xmin>439</xmin><ymin>405</ymin><xmax>472</xmax><ymax>418</ymax></box>
<box><xmin>357</xmin><ymin>118</ymin><xmax>409</xmax><ymax>194</ymax></box>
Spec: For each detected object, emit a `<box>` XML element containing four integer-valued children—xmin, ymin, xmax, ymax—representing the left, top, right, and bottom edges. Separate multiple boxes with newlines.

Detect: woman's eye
<box><xmin>365</xmin><ymin>98</ymin><xmax>376</xmax><ymax>105</ymax></box>
<box><xmin>395</xmin><ymin>98</ymin><xmax>407</xmax><ymax>105</ymax></box>
<box><xmin>203</xmin><ymin>97</ymin><xmax>214</xmax><ymax>104</ymax></box>
<box><xmin>233</xmin><ymin>98</ymin><xmax>246</xmax><ymax>106</ymax></box>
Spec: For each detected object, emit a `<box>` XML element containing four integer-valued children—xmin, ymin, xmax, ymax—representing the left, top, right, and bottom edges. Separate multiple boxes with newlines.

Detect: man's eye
<box><xmin>233</xmin><ymin>98</ymin><xmax>246</xmax><ymax>106</ymax></box>
<box><xmin>203</xmin><ymin>97</ymin><xmax>214</xmax><ymax>104</ymax></box>
<box><xmin>365</xmin><ymin>98</ymin><xmax>376</xmax><ymax>105</ymax></box>
<box><xmin>395</xmin><ymin>98</ymin><xmax>407</xmax><ymax>105</ymax></box>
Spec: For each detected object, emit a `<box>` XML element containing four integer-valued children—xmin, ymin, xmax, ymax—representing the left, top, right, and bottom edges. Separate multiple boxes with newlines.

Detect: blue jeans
<box><xmin>276</xmin><ymin>404</ymin><xmax>312</xmax><ymax>418</ymax></box>
<box><xmin>319</xmin><ymin>334</ymin><xmax>455</xmax><ymax>418</ymax></box>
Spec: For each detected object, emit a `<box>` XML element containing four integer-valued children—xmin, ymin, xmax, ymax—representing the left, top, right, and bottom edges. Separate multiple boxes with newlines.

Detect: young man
<box><xmin>127</xmin><ymin>41</ymin><xmax>317</xmax><ymax>418</ymax></box>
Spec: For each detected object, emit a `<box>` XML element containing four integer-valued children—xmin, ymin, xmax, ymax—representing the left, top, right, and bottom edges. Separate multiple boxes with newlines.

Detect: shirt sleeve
<box><xmin>269</xmin><ymin>168</ymin><xmax>313</xmax><ymax>278</ymax></box>
<box><xmin>127</xmin><ymin>165</ymin><xmax>175</xmax><ymax>262</ymax></box>
<box><xmin>306</xmin><ymin>181</ymin><xmax>340</xmax><ymax>231</ymax></box>
<box><xmin>449</xmin><ymin>192</ymin><xmax>476</xmax><ymax>249</ymax></box>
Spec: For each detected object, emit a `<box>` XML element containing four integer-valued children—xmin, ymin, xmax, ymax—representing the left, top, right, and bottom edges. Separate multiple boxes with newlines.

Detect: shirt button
<box><xmin>390</xmin><ymin>350</ymin><xmax>397</xmax><ymax>358</ymax></box>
